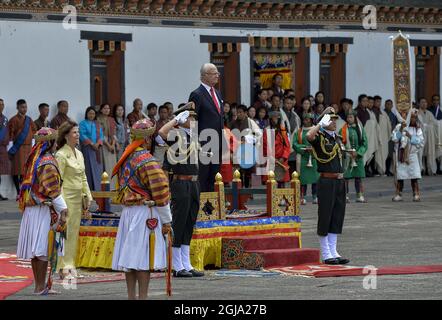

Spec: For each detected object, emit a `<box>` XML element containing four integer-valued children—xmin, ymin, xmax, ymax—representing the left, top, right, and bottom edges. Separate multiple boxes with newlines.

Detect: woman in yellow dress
<box><xmin>55</xmin><ymin>120</ymin><xmax>93</xmax><ymax>278</ymax></box>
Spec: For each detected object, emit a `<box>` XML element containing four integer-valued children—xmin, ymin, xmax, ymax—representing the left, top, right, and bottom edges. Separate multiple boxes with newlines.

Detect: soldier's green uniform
<box><xmin>293</xmin><ymin>113</ymin><xmax>319</xmax><ymax>203</ymax></box>
<box><xmin>339</xmin><ymin>111</ymin><xmax>368</xmax><ymax>202</ymax></box>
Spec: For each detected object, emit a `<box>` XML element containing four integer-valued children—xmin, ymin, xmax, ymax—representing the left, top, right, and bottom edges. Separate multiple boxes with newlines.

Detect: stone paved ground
<box><xmin>1</xmin><ymin>175</ymin><xmax>441</xmax><ymax>300</ymax></box>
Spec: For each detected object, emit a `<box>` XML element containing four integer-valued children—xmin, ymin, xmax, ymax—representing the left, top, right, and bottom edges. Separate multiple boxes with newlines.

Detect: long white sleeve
<box><xmin>156</xmin><ymin>203</ymin><xmax>172</xmax><ymax>224</ymax></box>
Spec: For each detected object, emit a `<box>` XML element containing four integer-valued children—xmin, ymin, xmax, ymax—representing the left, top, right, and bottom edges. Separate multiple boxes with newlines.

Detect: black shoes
<box><xmin>0</xmin><ymin>195</ymin><xmax>8</xmax><ymax>201</ymax></box>
<box><xmin>173</xmin><ymin>269</ymin><xmax>193</xmax><ymax>278</ymax></box>
<box><xmin>323</xmin><ymin>258</ymin><xmax>339</xmax><ymax>265</ymax></box>
<box><xmin>173</xmin><ymin>269</ymin><xmax>205</xmax><ymax>277</ymax></box>
<box><xmin>323</xmin><ymin>257</ymin><xmax>350</xmax><ymax>265</ymax></box>
<box><xmin>336</xmin><ymin>257</ymin><xmax>350</xmax><ymax>265</ymax></box>
<box><xmin>189</xmin><ymin>269</ymin><xmax>204</xmax><ymax>277</ymax></box>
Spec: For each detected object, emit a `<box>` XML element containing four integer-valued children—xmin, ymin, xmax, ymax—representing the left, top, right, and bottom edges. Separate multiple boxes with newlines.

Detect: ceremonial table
<box><xmin>76</xmin><ymin>216</ymin><xmax>302</xmax><ymax>270</ymax></box>
<box><xmin>78</xmin><ymin>170</ymin><xmax>303</xmax><ymax>270</ymax></box>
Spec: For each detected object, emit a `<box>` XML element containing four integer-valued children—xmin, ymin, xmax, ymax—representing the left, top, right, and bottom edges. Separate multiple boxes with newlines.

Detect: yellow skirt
<box><xmin>57</xmin><ymin>188</ymin><xmax>82</xmax><ymax>272</ymax></box>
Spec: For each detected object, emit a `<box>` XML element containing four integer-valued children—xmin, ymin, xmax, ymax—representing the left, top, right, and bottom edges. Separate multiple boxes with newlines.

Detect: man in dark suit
<box><xmin>189</xmin><ymin>63</ymin><xmax>224</xmax><ymax>192</ymax></box>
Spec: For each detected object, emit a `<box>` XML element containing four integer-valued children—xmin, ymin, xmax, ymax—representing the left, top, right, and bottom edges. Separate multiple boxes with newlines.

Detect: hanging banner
<box><xmin>392</xmin><ymin>32</ymin><xmax>412</xmax><ymax>118</ymax></box>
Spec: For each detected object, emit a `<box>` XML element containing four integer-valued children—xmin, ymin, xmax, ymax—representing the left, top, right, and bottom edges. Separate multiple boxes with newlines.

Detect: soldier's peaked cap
<box><xmin>173</xmin><ymin>102</ymin><xmax>198</xmax><ymax>118</ymax></box>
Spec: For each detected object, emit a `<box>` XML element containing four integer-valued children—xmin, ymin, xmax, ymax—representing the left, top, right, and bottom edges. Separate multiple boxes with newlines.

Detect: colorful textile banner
<box><xmin>392</xmin><ymin>32</ymin><xmax>412</xmax><ymax>117</ymax></box>
<box><xmin>195</xmin><ymin>215</ymin><xmax>301</xmax><ymax>229</ymax></box>
<box><xmin>253</xmin><ymin>54</ymin><xmax>294</xmax><ymax>89</ymax></box>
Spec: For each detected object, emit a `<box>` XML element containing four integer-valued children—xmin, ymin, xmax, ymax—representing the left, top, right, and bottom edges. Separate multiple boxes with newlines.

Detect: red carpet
<box><xmin>268</xmin><ymin>264</ymin><xmax>442</xmax><ymax>278</ymax></box>
<box><xmin>0</xmin><ymin>253</ymin><xmax>34</xmax><ymax>300</ymax></box>
<box><xmin>0</xmin><ymin>253</ymin><xmax>165</xmax><ymax>299</ymax></box>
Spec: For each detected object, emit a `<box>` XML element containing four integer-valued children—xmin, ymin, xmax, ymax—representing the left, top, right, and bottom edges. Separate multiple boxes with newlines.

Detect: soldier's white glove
<box><xmin>319</xmin><ymin>114</ymin><xmax>332</xmax><ymax>128</ymax></box>
<box><xmin>174</xmin><ymin>111</ymin><xmax>190</xmax><ymax>125</ymax></box>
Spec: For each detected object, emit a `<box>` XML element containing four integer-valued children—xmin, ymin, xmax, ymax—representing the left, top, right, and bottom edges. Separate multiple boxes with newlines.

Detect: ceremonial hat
<box><xmin>302</xmin><ymin>112</ymin><xmax>314</xmax><ymax>120</ymax></box>
<box><xmin>130</xmin><ymin>118</ymin><xmax>156</xmax><ymax>139</ymax></box>
<box><xmin>34</xmin><ymin>127</ymin><xmax>57</xmax><ymax>142</ymax></box>
<box><xmin>329</xmin><ymin>111</ymin><xmax>339</xmax><ymax>119</ymax></box>
<box><xmin>318</xmin><ymin>109</ymin><xmax>339</xmax><ymax>123</ymax></box>
<box><xmin>173</xmin><ymin>102</ymin><xmax>197</xmax><ymax>119</ymax></box>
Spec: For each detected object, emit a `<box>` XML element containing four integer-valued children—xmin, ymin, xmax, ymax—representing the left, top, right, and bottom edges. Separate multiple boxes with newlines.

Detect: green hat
<box><xmin>302</xmin><ymin>112</ymin><xmax>314</xmax><ymax>120</ymax></box>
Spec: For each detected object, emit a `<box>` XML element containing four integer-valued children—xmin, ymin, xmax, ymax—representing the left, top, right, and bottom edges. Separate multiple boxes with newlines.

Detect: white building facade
<box><xmin>0</xmin><ymin>1</ymin><xmax>441</xmax><ymax>197</ymax></box>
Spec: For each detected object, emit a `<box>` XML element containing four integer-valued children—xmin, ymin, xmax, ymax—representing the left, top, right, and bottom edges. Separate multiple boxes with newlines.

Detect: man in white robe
<box><xmin>373</xmin><ymin>96</ymin><xmax>392</xmax><ymax>175</ymax></box>
<box><xmin>417</xmin><ymin>98</ymin><xmax>437</xmax><ymax>175</ymax></box>
<box><xmin>363</xmin><ymin>109</ymin><xmax>379</xmax><ymax>171</ymax></box>
<box><xmin>356</xmin><ymin>95</ymin><xmax>379</xmax><ymax>176</ymax></box>
<box><xmin>428</xmin><ymin>94</ymin><xmax>442</xmax><ymax>174</ymax></box>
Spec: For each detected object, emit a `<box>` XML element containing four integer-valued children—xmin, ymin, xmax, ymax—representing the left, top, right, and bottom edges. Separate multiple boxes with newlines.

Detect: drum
<box><xmin>274</xmin><ymin>161</ymin><xmax>288</xmax><ymax>182</ymax></box>
<box><xmin>235</xmin><ymin>142</ymin><xmax>257</xmax><ymax>169</ymax></box>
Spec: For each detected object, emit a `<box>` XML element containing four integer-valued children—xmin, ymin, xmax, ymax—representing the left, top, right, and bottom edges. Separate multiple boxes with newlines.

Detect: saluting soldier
<box><xmin>158</xmin><ymin>103</ymin><xmax>204</xmax><ymax>278</ymax></box>
<box><xmin>306</xmin><ymin>107</ymin><xmax>350</xmax><ymax>265</ymax></box>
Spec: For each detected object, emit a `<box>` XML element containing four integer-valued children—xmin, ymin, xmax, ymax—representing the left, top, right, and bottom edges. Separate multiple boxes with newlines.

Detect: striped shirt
<box><xmin>119</xmin><ymin>150</ymin><xmax>170</xmax><ymax>207</ymax></box>
<box><xmin>24</xmin><ymin>163</ymin><xmax>62</xmax><ymax>207</ymax></box>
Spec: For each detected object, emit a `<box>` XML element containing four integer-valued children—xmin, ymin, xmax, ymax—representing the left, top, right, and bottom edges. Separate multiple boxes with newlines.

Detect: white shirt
<box><xmin>201</xmin><ymin>82</ymin><xmax>222</xmax><ymax>110</ymax></box>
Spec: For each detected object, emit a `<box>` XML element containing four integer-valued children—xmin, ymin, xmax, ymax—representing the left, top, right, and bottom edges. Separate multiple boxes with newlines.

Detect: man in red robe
<box><xmin>8</xmin><ymin>99</ymin><xmax>37</xmax><ymax>196</ymax></box>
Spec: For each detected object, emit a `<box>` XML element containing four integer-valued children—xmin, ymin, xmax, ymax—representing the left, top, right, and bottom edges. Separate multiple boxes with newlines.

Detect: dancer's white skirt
<box><xmin>112</xmin><ymin>205</ymin><xmax>167</xmax><ymax>272</ymax></box>
<box><xmin>16</xmin><ymin>206</ymin><xmax>51</xmax><ymax>261</ymax></box>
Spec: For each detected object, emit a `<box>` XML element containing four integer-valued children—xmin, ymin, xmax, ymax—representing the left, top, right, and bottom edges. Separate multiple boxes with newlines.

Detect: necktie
<box><xmin>210</xmin><ymin>87</ymin><xmax>221</xmax><ymax>114</ymax></box>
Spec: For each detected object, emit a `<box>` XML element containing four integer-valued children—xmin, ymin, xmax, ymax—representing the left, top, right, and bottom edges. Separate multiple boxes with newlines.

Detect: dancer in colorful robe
<box><xmin>112</xmin><ymin>119</ymin><xmax>172</xmax><ymax>300</ymax></box>
<box><xmin>16</xmin><ymin>127</ymin><xmax>68</xmax><ymax>295</ymax></box>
